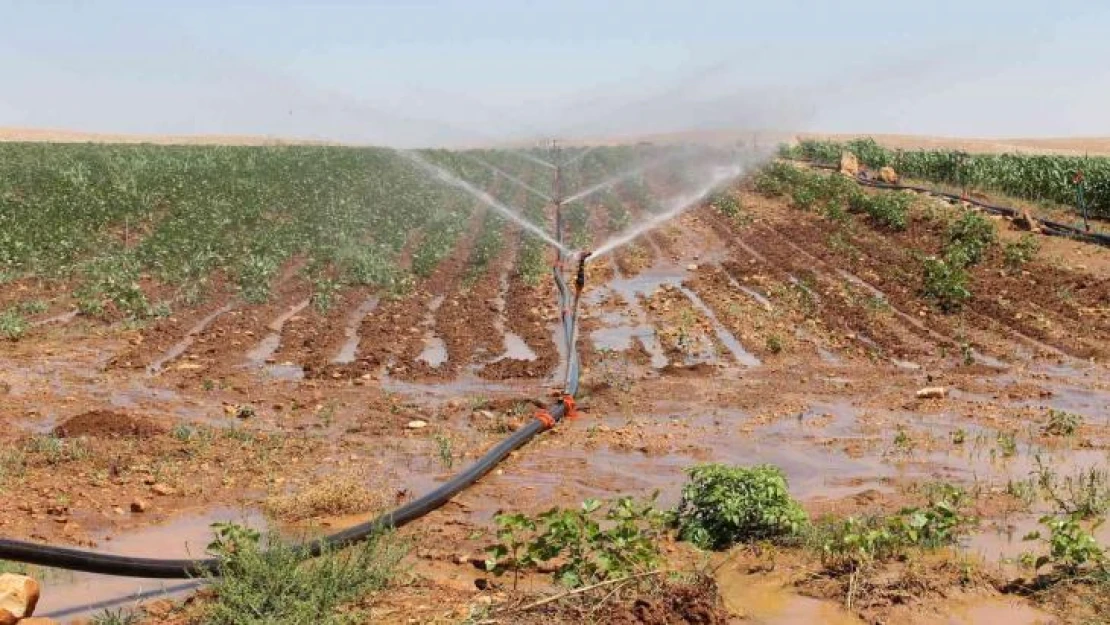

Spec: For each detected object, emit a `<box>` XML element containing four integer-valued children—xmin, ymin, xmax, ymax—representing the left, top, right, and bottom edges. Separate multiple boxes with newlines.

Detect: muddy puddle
<box><xmin>717</xmin><ymin>566</ymin><xmax>862</xmax><ymax>625</ymax></box>
<box><xmin>244</xmin><ymin>299</ymin><xmax>311</xmax><ymax>367</ymax></box>
<box><xmin>416</xmin><ymin>295</ymin><xmax>448</xmax><ymax>368</ymax></box>
<box><xmin>38</xmin><ymin>506</ymin><xmax>265</xmax><ymax>620</ymax></box>
<box><xmin>148</xmin><ymin>303</ymin><xmax>234</xmax><ymax>373</ymax></box>
<box><xmin>333</xmin><ymin>296</ymin><xmax>379</xmax><ymax>364</ymax></box>
<box><xmin>585</xmin><ymin>257</ymin><xmax>759</xmax><ymax>368</ymax></box>
<box><xmin>488</xmin><ymin>270</ymin><xmax>538</xmax><ymax>363</ymax></box>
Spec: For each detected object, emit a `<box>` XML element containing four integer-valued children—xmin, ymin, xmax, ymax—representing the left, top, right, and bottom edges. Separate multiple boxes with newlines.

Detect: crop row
<box><xmin>783</xmin><ymin>138</ymin><xmax>1109</xmax><ymax>218</ymax></box>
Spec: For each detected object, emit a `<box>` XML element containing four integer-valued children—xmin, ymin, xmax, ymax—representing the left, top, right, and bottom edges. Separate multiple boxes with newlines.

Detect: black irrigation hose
<box><xmin>6</xmin><ymin>157</ymin><xmax>593</xmax><ymax>582</ymax></box>
<box><xmin>0</xmin><ymin>403</ymin><xmax>569</xmax><ymax>578</ymax></box>
<box><xmin>798</xmin><ymin>160</ymin><xmax>1110</xmax><ymax>247</ymax></box>
<box><xmin>856</xmin><ymin>176</ymin><xmax>1110</xmax><ymax>247</ymax></box>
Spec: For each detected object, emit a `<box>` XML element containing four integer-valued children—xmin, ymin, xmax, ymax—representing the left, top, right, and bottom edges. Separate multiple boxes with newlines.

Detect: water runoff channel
<box><xmin>17</xmin><ymin>142</ymin><xmax>760</xmax><ymax>617</ymax></box>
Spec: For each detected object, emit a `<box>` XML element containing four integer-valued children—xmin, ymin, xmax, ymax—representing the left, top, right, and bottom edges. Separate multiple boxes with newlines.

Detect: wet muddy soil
<box><xmin>2</xmin><ymin>181</ymin><xmax>1107</xmax><ymax>623</ymax></box>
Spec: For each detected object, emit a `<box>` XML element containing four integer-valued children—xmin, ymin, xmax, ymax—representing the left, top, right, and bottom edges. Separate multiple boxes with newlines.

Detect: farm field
<box><xmin>0</xmin><ymin>137</ymin><xmax>1109</xmax><ymax>624</ymax></box>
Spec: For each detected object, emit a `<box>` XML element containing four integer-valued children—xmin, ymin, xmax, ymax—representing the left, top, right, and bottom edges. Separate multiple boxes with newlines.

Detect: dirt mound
<box><xmin>53</xmin><ymin>410</ymin><xmax>166</xmax><ymax>439</ymax></box>
<box><xmin>606</xmin><ymin>577</ymin><xmax>732</xmax><ymax>625</ymax></box>
<box><xmin>523</xmin><ymin>576</ymin><xmax>731</xmax><ymax>625</ymax></box>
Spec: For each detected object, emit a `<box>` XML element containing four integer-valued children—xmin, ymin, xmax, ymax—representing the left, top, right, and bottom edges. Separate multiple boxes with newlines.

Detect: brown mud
<box><xmin>3</xmin><ymin>175</ymin><xmax>1108</xmax><ymax>624</ymax></box>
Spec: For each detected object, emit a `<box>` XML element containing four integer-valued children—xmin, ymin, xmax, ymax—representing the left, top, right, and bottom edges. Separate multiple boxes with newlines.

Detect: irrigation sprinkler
<box><xmin>1075</xmin><ymin>159</ymin><xmax>1090</xmax><ymax>232</ymax></box>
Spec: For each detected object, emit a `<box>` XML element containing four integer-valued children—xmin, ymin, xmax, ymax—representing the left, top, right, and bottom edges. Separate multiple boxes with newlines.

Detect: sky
<box><xmin>2</xmin><ymin>1</ymin><xmax>1109</xmax><ymax>146</ymax></box>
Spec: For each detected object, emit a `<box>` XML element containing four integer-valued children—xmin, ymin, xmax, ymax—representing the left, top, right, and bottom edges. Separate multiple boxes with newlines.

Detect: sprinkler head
<box><xmin>575</xmin><ymin>251</ymin><xmax>592</xmax><ymax>291</ymax></box>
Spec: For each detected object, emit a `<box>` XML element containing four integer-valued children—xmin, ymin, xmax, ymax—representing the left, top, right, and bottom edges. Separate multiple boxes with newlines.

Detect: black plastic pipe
<box><xmin>0</xmin><ymin>401</ymin><xmax>568</xmax><ymax>578</ymax></box>
<box><xmin>796</xmin><ymin>159</ymin><xmax>1110</xmax><ymax>247</ymax></box>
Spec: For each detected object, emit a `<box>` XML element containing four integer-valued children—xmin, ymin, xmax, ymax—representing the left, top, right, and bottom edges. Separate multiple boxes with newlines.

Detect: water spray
<box><xmin>590</xmin><ymin>162</ymin><xmax>745</xmax><ymax>260</ymax></box>
<box><xmin>396</xmin><ymin>149</ymin><xmax>570</xmax><ymax>254</ymax></box>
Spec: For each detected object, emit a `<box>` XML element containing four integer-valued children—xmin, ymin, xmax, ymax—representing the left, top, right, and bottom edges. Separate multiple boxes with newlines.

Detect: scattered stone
<box><xmin>687</xmin><ymin>264</ymin><xmax>698</xmax><ymax>272</ymax></box>
<box><xmin>1014</xmin><ymin>208</ymin><xmax>1043</xmax><ymax>233</ymax></box>
<box><xmin>406</xmin><ymin>420</ymin><xmax>428</xmax><ymax>430</ymax></box>
<box><xmin>879</xmin><ymin>166</ymin><xmax>899</xmax><ymax>184</ymax></box>
<box><xmin>0</xmin><ymin>573</ymin><xmax>40</xmax><ymax>623</ymax></box>
<box><xmin>151</xmin><ymin>483</ymin><xmax>175</xmax><ymax>496</ymax></box>
<box><xmin>839</xmin><ymin>151</ymin><xmax>860</xmax><ymax>177</ymax></box>
<box><xmin>130</xmin><ymin>498</ymin><xmax>149</xmax><ymax>513</ymax></box>
<box><xmin>915</xmin><ymin>387</ymin><xmax>948</xmax><ymax>399</ymax></box>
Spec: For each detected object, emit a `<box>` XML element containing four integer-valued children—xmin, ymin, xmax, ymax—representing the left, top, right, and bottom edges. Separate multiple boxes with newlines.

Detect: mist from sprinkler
<box><xmin>590</xmin><ymin>162</ymin><xmax>747</xmax><ymax>260</ymax></box>
<box><xmin>561</xmin><ymin>151</ymin><xmax>688</xmax><ymax>206</ymax></box>
<box><xmin>461</xmin><ymin>153</ymin><xmax>552</xmax><ymax>203</ymax></box>
<box><xmin>397</xmin><ymin>149</ymin><xmax>570</xmax><ymax>254</ymax></box>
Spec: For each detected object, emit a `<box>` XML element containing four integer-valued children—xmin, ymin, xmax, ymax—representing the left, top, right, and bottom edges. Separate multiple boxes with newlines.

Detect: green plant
<box><xmin>171</xmin><ymin>423</ymin><xmax>197</xmax><ymax>441</ymax></box>
<box><xmin>1003</xmin><ymin>234</ymin><xmax>1040</xmax><ymax>270</ymax></box>
<box><xmin>1035</xmin><ymin>457</ymin><xmax>1110</xmax><ymax>519</ymax></box>
<box><xmin>945</xmin><ymin>211</ymin><xmax>997</xmax><ymax>266</ymax></box>
<box><xmin>674</xmin><ymin>464</ymin><xmax>807</xmax><ymax>550</ymax></box>
<box><xmin>486</xmin><ymin>496</ymin><xmax>668</xmax><ymax>588</ymax></box>
<box><xmin>1043</xmin><ymin>409</ymin><xmax>1082</xmax><ymax>437</ymax></box>
<box><xmin>311</xmin><ymin>277</ymin><xmax>343</xmax><ymax>313</ymax></box>
<box><xmin>16</xmin><ymin>299</ymin><xmax>47</xmax><ymax>315</ymax></box>
<box><xmin>996</xmin><ymin>431</ymin><xmax>1018</xmax><ymax>458</ymax></box>
<box><xmin>0</xmin><ymin>310</ymin><xmax>27</xmax><ymax>340</ymax></box>
<box><xmin>434</xmin><ymin>434</ymin><xmax>454</xmax><ymax>469</ymax></box>
<box><xmin>203</xmin><ymin>523</ymin><xmax>405</xmax><ymax>625</ymax></box>
<box><xmin>1022</xmin><ymin>514</ymin><xmax>1106</xmax><ymax>576</ymax></box>
<box><xmin>850</xmin><ymin>192</ymin><xmax>911</xmax><ymax>231</ymax></box>
<box><xmin>951</xmin><ymin>429</ymin><xmax>967</xmax><ymax>445</ymax></box>
<box><xmin>766</xmin><ymin>335</ymin><xmax>784</xmax><ymax>354</ymax></box>
<box><xmin>892</xmin><ymin>426</ymin><xmax>915</xmax><ymax>454</ymax></box>
<box><xmin>922</xmin><ymin>256</ymin><xmax>971</xmax><ymax>312</ymax></box>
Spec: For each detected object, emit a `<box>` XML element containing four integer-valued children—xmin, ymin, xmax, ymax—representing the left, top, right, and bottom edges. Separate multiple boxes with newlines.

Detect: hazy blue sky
<box><xmin>2</xmin><ymin>1</ymin><xmax>1108</xmax><ymax>146</ymax></box>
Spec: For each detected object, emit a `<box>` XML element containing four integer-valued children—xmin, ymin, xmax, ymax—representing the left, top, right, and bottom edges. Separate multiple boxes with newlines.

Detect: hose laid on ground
<box><xmin>799</xmin><ymin>160</ymin><xmax>1110</xmax><ymax>247</ymax></box>
<box><xmin>855</xmin><ymin>175</ymin><xmax>1110</xmax><ymax>247</ymax></box>
<box><xmin>1</xmin><ymin>258</ymin><xmax>587</xmax><ymax>579</ymax></box>
<box><xmin>0</xmin><ymin>400</ymin><xmax>571</xmax><ymax>578</ymax></box>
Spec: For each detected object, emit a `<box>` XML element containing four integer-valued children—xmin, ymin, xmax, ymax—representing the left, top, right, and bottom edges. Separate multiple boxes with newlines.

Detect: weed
<box><xmin>950</xmin><ymin>428</ymin><xmax>967</xmax><ymax>445</ymax></box>
<box><xmin>16</xmin><ymin>299</ymin><xmax>48</xmax><ymax>315</ymax></box>
<box><xmin>711</xmin><ymin>191</ymin><xmax>743</xmax><ymax>220</ymax></box>
<box><xmin>486</xmin><ymin>496</ymin><xmax>668</xmax><ymax>588</ymax></box>
<box><xmin>0</xmin><ymin>310</ymin><xmax>27</xmax><ymax>340</ymax></box>
<box><xmin>996</xmin><ymin>431</ymin><xmax>1018</xmax><ymax>458</ymax></box>
<box><xmin>892</xmin><ymin>426</ymin><xmax>915</xmax><ymax>454</ymax></box>
<box><xmin>90</xmin><ymin>608</ymin><xmax>141</xmax><ymax>625</ymax></box>
<box><xmin>171</xmin><ymin>423</ymin><xmax>197</xmax><ymax>441</ymax></box>
<box><xmin>203</xmin><ymin>523</ymin><xmax>406</xmax><ymax>625</ymax></box>
<box><xmin>311</xmin><ymin>277</ymin><xmax>343</xmax><ymax>313</ymax></box>
<box><xmin>434</xmin><ymin>434</ymin><xmax>454</xmax><ymax>469</ymax></box>
<box><xmin>766</xmin><ymin>335</ymin><xmax>784</xmax><ymax>354</ymax></box>
<box><xmin>1035</xmin><ymin>457</ymin><xmax>1110</xmax><ymax>519</ymax></box>
<box><xmin>674</xmin><ymin>464</ymin><xmax>807</xmax><ymax>550</ymax></box>
<box><xmin>1043</xmin><ymin>409</ymin><xmax>1082</xmax><ymax>437</ymax></box>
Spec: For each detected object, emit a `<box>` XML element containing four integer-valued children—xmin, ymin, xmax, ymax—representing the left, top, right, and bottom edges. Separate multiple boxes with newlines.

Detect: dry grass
<box><xmin>264</xmin><ymin>477</ymin><xmax>388</xmax><ymax>522</ymax></box>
